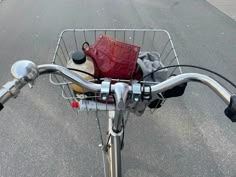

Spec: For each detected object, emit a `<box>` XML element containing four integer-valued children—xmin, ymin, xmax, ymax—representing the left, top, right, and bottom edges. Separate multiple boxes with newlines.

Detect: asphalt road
<box><xmin>0</xmin><ymin>0</ymin><xmax>236</xmax><ymax>177</ymax></box>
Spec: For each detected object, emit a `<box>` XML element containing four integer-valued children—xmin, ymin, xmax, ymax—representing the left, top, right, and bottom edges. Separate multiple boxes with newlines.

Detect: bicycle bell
<box><xmin>11</xmin><ymin>60</ymin><xmax>39</xmax><ymax>82</ymax></box>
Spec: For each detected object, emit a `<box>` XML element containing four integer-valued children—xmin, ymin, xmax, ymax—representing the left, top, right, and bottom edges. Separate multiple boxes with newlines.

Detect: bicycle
<box><xmin>0</xmin><ymin>29</ymin><xmax>235</xmax><ymax>177</ymax></box>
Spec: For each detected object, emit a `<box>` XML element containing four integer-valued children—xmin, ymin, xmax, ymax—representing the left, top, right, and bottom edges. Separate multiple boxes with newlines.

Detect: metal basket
<box><xmin>50</xmin><ymin>29</ymin><xmax>182</xmax><ymax>112</ymax></box>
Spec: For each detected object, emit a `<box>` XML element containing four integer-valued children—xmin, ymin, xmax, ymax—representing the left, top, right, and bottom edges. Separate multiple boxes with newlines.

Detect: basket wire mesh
<box><xmin>49</xmin><ymin>29</ymin><xmax>182</xmax><ymax>112</ymax></box>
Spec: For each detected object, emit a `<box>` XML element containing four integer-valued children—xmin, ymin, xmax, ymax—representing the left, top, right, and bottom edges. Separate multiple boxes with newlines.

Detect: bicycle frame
<box><xmin>107</xmin><ymin>111</ymin><xmax>122</xmax><ymax>177</ymax></box>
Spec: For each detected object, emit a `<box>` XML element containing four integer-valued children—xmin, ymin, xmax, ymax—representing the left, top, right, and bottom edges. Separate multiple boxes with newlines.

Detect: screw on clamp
<box><xmin>142</xmin><ymin>85</ymin><xmax>152</xmax><ymax>100</ymax></box>
<box><xmin>132</xmin><ymin>82</ymin><xmax>141</xmax><ymax>102</ymax></box>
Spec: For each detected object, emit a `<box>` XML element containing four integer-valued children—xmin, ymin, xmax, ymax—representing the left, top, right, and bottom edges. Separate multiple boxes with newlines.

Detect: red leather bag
<box><xmin>82</xmin><ymin>34</ymin><xmax>140</xmax><ymax>79</ymax></box>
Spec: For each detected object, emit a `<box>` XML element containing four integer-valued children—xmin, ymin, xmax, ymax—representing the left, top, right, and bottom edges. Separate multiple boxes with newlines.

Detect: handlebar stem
<box><xmin>112</xmin><ymin>83</ymin><xmax>130</xmax><ymax>133</ymax></box>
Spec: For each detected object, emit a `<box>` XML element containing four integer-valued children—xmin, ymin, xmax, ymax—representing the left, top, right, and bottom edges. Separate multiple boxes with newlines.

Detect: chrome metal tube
<box><xmin>151</xmin><ymin>73</ymin><xmax>231</xmax><ymax>105</ymax></box>
<box><xmin>111</xmin><ymin>136</ymin><xmax>122</xmax><ymax>177</ymax></box>
<box><xmin>108</xmin><ymin>111</ymin><xmax>123</xmax><ymax>177</ymax></box>
<box><xmin>0</xmin><ymin>88</ymin><xmax>11</xmax><ymax>104</ymax></box>
<box><xmin>38</xmin><ymin>64</ymin><xmax>231</xmax><ymax>105</ymax></box>
<box><xmin>38</xmin><ymin>64</ymin><xmax>101</xmax><ymax>92</ymax></box>
<box><xmin>112</xmin><ymin>83</ymin><xmax>129</xmax><ymax>133</ymax></box>
<box><xmin>0</xmin><ymin>80</ymin><xmax>21</xmax><ymax>104</ymax></box>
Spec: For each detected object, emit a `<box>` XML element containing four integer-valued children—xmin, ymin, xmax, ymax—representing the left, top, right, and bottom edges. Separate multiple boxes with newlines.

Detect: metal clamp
<box><xmin>101</xmin><ymin>80</ymin><xmax>111</xmax><ymax>100</ymax></box>
<box><xmin>132</xmin><ymin>82</ymin><xmax>141</xmax><ymax>102</ymax></box>
<box><xmin>142</xmin><ymin>85</ymin><xmax>152</xmax><ymax>100</ymax></box>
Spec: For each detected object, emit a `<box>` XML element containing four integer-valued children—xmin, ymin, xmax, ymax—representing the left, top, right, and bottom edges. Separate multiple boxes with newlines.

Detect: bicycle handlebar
<box><xmin>151</xmin><ymin>73</ymin><xmax>231</xmax><ymax>105</ymax></box>
<box><xmin>38</xmin><ymin>63</ymin><xmax>231</xmax><ymax>104</ymax></box>
<box><xmin>0</xmin><ymin>60</ymin><xmax>235</xmax><ymax>121</ymax></box>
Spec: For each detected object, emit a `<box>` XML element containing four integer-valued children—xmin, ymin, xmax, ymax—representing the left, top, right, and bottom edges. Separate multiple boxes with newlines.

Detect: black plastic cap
<box><xmin>72</xmin><ymin>51</ymin><xmax>86</xmax><ymax>64</ymax></box>
<box><xmin>0</xmin><ymin>103</ymin><xmax>4</xmax><ymax>111</ymax></box>
<box><xmin>224</xmin><ymin>95</ymin><xmax>236</xmax><ymax>122</ymax></box>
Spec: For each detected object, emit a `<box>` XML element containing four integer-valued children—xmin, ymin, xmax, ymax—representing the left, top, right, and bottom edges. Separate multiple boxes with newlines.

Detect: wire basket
<box><xmin>50</xmin><ymin>29</ymin><xmax>182</xmax><ymax>112</ymax></box>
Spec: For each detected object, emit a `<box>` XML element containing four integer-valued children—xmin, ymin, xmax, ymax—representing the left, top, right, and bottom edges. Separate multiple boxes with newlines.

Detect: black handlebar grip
<box><xmin>224</xmin><ymin>95</ymin><xmax>236</xmax><ymax>122</ymax></box>
<box><xmin>0</xmin><ymin>103</ymin><xmax>4</xmax><ymax>111</ymax></box>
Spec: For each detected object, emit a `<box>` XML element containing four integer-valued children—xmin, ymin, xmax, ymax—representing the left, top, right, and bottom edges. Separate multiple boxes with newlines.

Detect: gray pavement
<box><xmin>0</xmin><ymin>0</ymin><xmax>236</xmax><ymax>177</ymax></box>
<box><xmin>207</xmin><ymin>0</ymin><xmax>236</xmax><ymax>20</ymax></box>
